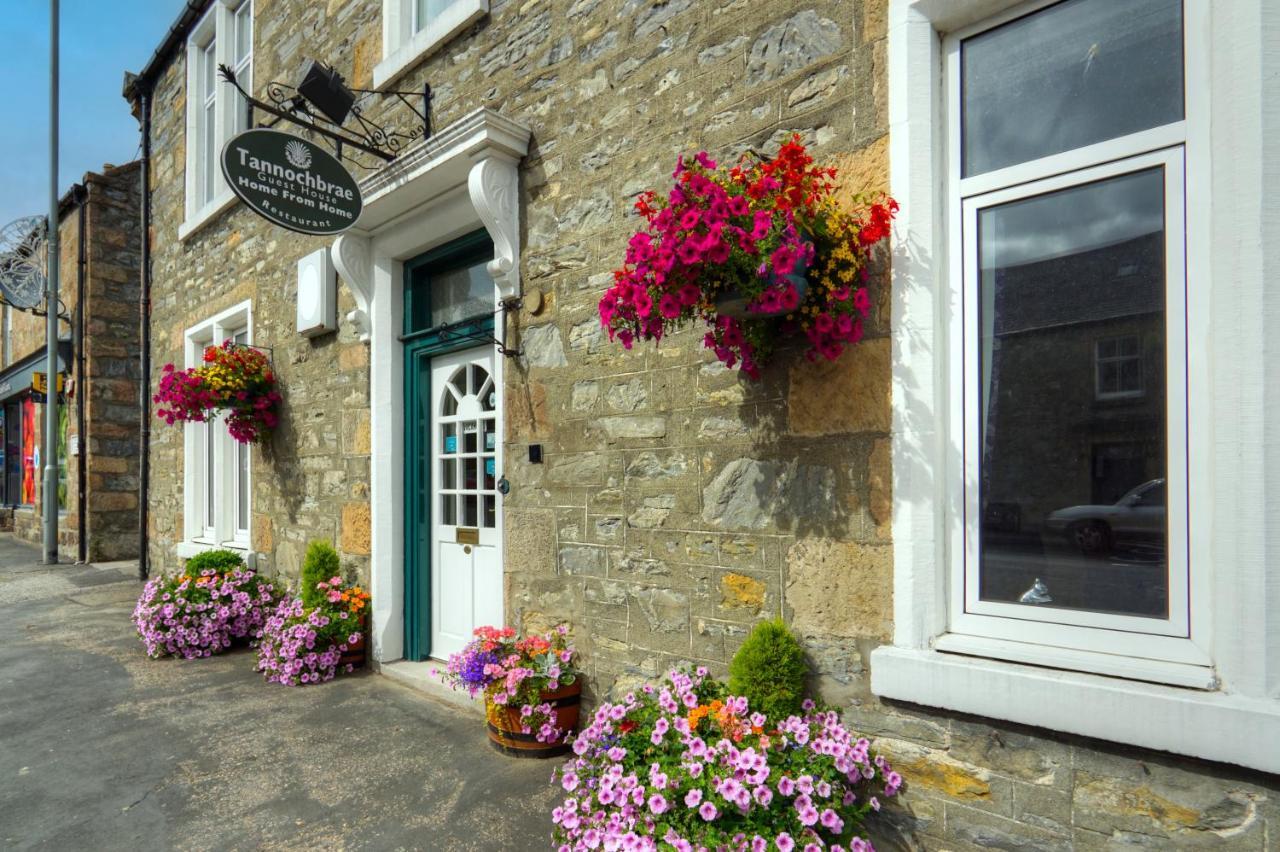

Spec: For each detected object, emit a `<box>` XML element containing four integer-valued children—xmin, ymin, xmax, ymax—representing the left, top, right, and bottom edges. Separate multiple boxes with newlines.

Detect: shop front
<box><xmin>0</xmin><ymin>345</ymin><xmax>70</xmax><ymax>519</ymax></box>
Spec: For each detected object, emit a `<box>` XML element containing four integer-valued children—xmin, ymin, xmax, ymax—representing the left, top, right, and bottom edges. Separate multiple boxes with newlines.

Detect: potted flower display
<box><xmin>255</xmin><ymin>541</ymin><xmax>371</xmax><ymax>686</ymax></box>
<box><xmin>598</xmin><ymin>136</ymin><xmax>897</xmax><ymax>378</ymax></box>
<box><xmin>132</xmin><ymin>549</ymin><xmax>278</xmax><ymax>659</ymax></box>
<box><xmin>551</xmin><ymin>666</ymin><xmax>901</xmax><ymax>851</ymax></box>
<box><xmin>438</xmin><ymin>624</ymin><xmax>581</xmax><ymax>757</ymax></box>
<box><xmin>154</xmin><ymin>339</ymin><xmax>282</xmax><ymax>444</ymax></box>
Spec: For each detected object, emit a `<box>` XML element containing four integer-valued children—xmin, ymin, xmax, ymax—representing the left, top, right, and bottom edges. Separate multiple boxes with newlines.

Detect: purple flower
<box><xmin>698</xmin><ymin>801</ymin><xmax>718</xmax><ymax>822</ymax></box>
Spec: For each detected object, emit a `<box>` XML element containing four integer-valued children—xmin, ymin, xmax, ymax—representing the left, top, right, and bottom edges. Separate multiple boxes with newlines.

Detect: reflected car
<box><xmin>1043</xmin><ymin>478</ymin><xmax>1166</xmax><ymax>557</ymax></box>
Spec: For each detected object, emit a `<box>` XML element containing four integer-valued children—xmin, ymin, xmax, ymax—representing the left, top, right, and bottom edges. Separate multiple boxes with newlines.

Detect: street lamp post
<box><xmin>43</xmin><ymin>0</ymin><xmax>60</xmax><ymax>565</ymax></box>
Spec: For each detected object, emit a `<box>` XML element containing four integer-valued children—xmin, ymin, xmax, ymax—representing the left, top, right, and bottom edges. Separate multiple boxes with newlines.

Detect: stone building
<box><xmin>0</xmin><ymin>162</ymin><xmax>142</xmax><ymax>562</ymax></box>
<box><xmin>125</xmin><ymin>0</ymin><xmax>1279</xmax><ymax>847</ymax></box>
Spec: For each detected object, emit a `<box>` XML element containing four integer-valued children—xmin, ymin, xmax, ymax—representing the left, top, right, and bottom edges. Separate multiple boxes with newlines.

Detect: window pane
<box><xmin>976</xmin><ymin>167</ymin><xmax>1168</xmax><ymax>618</ymax></box>
<box><xmin>416</xmin><ymin>0</ymin><xmax>458</xmax><ymax>32</ymax></box>
<box><xmin>202</xmin><ymin>40</ymin><xmax>217</xmax><ymax>100</ymax></box>
<box><xmin>205</xmin><ymin>421</ymin><xmax>215</xmax><ymax>529</ymax></box>
<box><xmin>234</xmin><ymin>4</ymin><xmax>252</xmax><ymax>65</ymax></box>
<box><xmin>961</xmin><ymin>0</ymin><xmax>1182</xmax><ymax>176</ymax></box>
<box><xmin>236</xmin><ymin>440</ymin><xmax>249</xmax><ymax>532</ymax></box>
<box><xmin>431</xmin><ymin>260</ymin><xmax>493</xmax><ymax>326</ymax></box>
<box><xmin>204</xmin><ymin>101</ymin><xmax>217</xmax><ymax>201</ymax></box>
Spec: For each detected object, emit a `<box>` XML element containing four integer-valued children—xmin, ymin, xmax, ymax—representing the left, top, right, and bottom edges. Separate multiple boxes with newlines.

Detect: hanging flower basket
<box><xmin>154</xmin><ymin>340</ymin><xmax>281</xmax><ymax>444</ymax></box>
<box><xmin>599</xmin><ymin>136</ymin><xmax>897</xmax><ymax>378</ymax></box>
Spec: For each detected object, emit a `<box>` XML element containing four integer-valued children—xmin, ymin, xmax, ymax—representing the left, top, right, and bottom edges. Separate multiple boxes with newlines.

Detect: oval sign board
<box><xmin>221</xmin><ymin>128</ymin><xmax>362</xmax><ymax>235</ymax></box>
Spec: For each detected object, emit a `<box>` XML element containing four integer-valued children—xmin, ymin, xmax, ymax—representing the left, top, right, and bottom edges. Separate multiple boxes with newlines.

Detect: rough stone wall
<box><xmin>134</xmin><ymin>0</ymin><xmax>1278</xmax><ymax>848</ymax></box>
<box><xmin>82</xmin><ymin>163</ymin><xmax>144</xmax><ymax>561</ymax></box>
<box><xmin>141</xmin><ymin>0</ymin><xmax>378</xmax><ymax>585</ymax></box>
<box><xmin>3</xmin><ymin>163</ymin><xmax>143</xmax><ymax>561</ymax></box>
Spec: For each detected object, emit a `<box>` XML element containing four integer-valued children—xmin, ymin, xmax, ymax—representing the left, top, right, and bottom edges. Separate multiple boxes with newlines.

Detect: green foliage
<box><xmin>184</xmin><ymin>548</ymin><xmax>245</xmax><ymax>575</ymax></box>
<box><xmin>728</xmin><ymin>617</ymin><xmax>809</xmax><ymax>722</ymax></box>
<box><xmin>300</xmin><ymin>540</ymin><xmax>341</xmax><ymax>609</ymax></box>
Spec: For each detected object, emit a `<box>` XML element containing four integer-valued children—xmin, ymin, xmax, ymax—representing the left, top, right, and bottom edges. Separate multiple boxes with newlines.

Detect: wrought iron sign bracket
<box><xmin>218</xmin><ymin>65</ymin><xmax>431</xmax><ymax>165</ymax></box>
<box><xmin>439</xmin><ymin>297</ymin><xmax>524</xmax><ymax>358</ymax></box>
<box><xmin>400</xmin><ymin>297</ymin><xmax>524</xmax><ymax>358</ymax></box>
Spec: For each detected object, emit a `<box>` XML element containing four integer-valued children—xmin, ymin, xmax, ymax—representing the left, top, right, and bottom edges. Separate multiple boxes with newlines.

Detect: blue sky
<box><xmin>0</xmin><ymin>1</ymin><xmax>179</xmax><ymax>227</ymax></box>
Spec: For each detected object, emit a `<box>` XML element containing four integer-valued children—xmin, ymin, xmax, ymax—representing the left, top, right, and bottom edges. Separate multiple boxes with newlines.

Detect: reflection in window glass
<box><xmin>961</xmin><ymin>0</ymin><xmax>1183</xmax><ymax>176</ymax></box>
<box><xmin>976</xmin><ymin>168</ymin><xmax>1169</xmax><ymax>618</ymax></box>
<box><xmin>431</xmin><ymin>261</ymin><xmax>493</xmax><ymax>327</ymax></box>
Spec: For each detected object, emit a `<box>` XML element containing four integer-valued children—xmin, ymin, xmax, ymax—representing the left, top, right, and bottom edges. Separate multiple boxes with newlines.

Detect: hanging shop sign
<box><xmin>221</xmin><ymin>128</ymin><xmax>362</xmax><ymax>236</ymax></box>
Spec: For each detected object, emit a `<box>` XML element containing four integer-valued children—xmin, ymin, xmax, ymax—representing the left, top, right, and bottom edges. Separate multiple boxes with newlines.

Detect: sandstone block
<box><xmin>788</xmin><ymin>336</ymin><xmax>891</xmax><ymax>436</ymax></box>
<box><xmin>786</xmin><ymin>537</ymin><xmax>891</xmax><ymax>640</ymax></box>
<box><xmin>340</xmin><ymin>502</ymin><xmax>371</xmax><ymax>555</ymax></box>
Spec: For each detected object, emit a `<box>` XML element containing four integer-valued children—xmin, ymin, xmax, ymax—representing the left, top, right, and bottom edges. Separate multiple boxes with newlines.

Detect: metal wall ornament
<box><xmin>219</xmin><ymin>63</ymin><xmax>431</xmax><ymax>167</ymax></box>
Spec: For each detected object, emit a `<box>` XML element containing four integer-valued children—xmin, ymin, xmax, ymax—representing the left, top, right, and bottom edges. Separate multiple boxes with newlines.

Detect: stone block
<box><xmin>868</xmin><ymin>436</ymin><xmax>891</xmax><ymax>537</ymax></box>
<box><xmin>594</xmin><ymin>414</ymin><xmax>667</xmax><ymax>440</ymax></box>
<box><xmin>720</xmin><ymin>572</ymin><xmax>766</xmax><ymax>613</ymax></box>
<box><xmin>559</xmin><ymin>544</ymin><xmax>608</xmax><ymax>576</ymax></box>
<box><xmin>746</xmin><ymin>10</ymin><xmax>843</xmax><ymax>86</ymax></box>
<box><xmin>506</xmin><ymin>508</ymin><xmax>557</xmax><ymax>574</ymax></box>
<box><xmin>339</xmin><ymin>502</ymin><xmax>371</xmax><ymax>555</ymax></box>
<box><xmin>788</xmin><ymin>336</ymin><xmax>891</xmax><ymax>436</ymax></box>
<box><xmin>786</xmin><ymin>537</ymin><xmax>892</xmax><ymax>641</ymax></box>
<box><xmin>702</xmin><ymin>457</ymin><xmax>835</xmax><ymax>532</ymax></box>
<box><xmin>252</xmin><ymin>513</ymin><xmax>274</xmax><ymax>553</ymax></box>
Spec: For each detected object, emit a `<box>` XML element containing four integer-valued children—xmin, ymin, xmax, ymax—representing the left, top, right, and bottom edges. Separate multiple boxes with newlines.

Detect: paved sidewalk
<box><xmin>0</xmin><ymin>536</ymin><xmax>560</xmax><ymax>851</ymax></box>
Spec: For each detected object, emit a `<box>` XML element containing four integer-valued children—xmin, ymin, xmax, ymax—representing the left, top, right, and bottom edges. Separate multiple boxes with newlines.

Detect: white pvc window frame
<box><xmin>182</xmin><ymin>301</ymin><xmax>253</xmax><ymax>554</ymax></box>
<box><xmin>181</xmin><ymin>0</ymin><xmax>254</xmax><ymax>241</ymax></box>
<box><xmin>954</xmin><ymin>148</ymin><xmax>1199</xmax><ymax>660</ymax></box>
<box><xmin>875</xmin><ymin>0</ymin><xmax>1280</xmax><ymax>775</ymax></box>
<box><xmin>940</xmin><ymin>0</ymin><xmax>1209</xmax><ymax>676</ymax></box>
<box><xmin>374</xmin><ymin>0</ymin><xmax>488</xmax><ymax>89</ymax></box>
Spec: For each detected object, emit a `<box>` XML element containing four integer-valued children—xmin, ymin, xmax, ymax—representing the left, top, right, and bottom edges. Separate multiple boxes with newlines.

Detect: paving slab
<box><xmin>0</xmin><ymin>536</ymin><xmax>561</xmax><ymax>851</ymax></box>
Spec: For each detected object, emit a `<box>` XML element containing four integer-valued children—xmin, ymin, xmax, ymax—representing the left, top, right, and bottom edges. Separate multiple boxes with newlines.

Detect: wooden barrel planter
<box><xmin>486</xmin><ymin>682</ymin><xmax>581</xmax><ymax>758</ymax></box>
<box><xmin>337</xmin><ymin>618</ymin><xmax>368</xmax><ymax>670</ymax></box>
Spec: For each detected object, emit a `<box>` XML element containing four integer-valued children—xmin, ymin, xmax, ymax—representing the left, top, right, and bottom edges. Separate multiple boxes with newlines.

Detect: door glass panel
<box><xmin>432</xmin><ymin>261</ymin><xmax>493</xmax><ymax>326</ymax></box>
<box><xmin>462</xmin><ymin>493</ymin><xmax>478</xmax><ymax>526</ymax></box>
<box><xmin>442</xmin><ymin>422</ymin><xmax>456</xmax><ymax>453</ymax></box>
<box><xmin>462</xmin><ymin>457</ymin><xmax>477</xmax><ymax>490</ymax></box>
<box><xmin>482</xmin><ymin>418</ymin><xmax>496</xmax><ymax>451</ymax></box>
<box><xmin>441</xmin><ymin>457</ymin><xmax>456</xmax><ymax>489</ymax></box>
<box><xmin>483</xmin><ymin>495</ymin><xmax>496</xmax><ymax>529</ymax></box>
<box><xmin>441</xmin><ymin>493</ymin><xmax>456</xmax><ymax>525</ymax></box>
<box><xmin>483</xmin><ymin>456</ymin><xmax>495</xmax><ymax>490</ymax></box>
<box><xmin>975</xmin><ymin>167</ymin><xmax>1168</xmax><ymax>619</ymax></box>
<box><xmin>961</xmin><ymin>0</ymin><xmax>1183</xmax><ymax>176</ymax></box>
<box><xmin>462</xmin><ymin>422</ymin><xmax>478</xmax><ymax>453</ymax></box>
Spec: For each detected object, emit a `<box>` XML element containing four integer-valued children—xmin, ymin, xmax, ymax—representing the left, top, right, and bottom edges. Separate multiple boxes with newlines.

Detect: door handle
<box><xmin>463</xmin><ymin>545</ymin><xmax>472</xmax><ymax>555</ymax></box>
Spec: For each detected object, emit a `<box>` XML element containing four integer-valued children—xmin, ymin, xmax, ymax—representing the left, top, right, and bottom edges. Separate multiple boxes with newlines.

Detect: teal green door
<box><xmin>402</xmin><ymin>231</ymin><xmax>497</xmax><ymax>661</ymax></box>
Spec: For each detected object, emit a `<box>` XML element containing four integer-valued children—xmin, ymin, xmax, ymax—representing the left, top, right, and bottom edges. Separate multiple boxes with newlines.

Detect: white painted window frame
<box><xmin>181</xmin><ymin>0</ymin><xmax>254</xmax><ymax>241</ymax></box>
<box><xmin>955</xmin><ymin>147</ymin><xmax>1199</xmax><ymax>654</ymax></box>
<box><xmin>179</xmin><ymin>301</ymin><xmax>253</xmax><ymax>557</ymax></box>
<box><xmin>373</xmin><ymin>0</ymin><xmax>489</xmax><ymax>90</ymax></box>
<box><xmin>875</xmin><ymin>0</ymin><xmax>1280</xmax><ymax>775</ymax></box>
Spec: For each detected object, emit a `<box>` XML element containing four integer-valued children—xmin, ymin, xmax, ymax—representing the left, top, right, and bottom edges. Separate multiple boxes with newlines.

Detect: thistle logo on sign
<box><xmin>221</xmin><ymin>129</ymin><xmax>362</xmax><ymax>235</ymax></box>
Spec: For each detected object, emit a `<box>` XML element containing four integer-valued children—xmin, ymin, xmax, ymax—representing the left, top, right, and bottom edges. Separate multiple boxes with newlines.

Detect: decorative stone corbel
<box><xmin>468</xmin><ymin>155</ymin><xmax>521</xmax><ymax>301</ymax></box>
<box><xmin>331</xmin><ymin>232</ymin><xmax>373</xmax><ymax>343</ymax></box>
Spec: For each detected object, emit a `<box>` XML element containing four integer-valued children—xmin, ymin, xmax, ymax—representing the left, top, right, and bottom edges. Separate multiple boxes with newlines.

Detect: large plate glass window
<box><xmin>948</xmin><ymin>0</ymin><xmax>1198</xmax><ymax>664</ymax></box>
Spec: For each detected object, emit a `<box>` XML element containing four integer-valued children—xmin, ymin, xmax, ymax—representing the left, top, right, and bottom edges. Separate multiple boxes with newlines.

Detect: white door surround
<box><xmin>331</xmin><ymin>108</ymin><xmax>532</xmax><ymax>663</ymax></box>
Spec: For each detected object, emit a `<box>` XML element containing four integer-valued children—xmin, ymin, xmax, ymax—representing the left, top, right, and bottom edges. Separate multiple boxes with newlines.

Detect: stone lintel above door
<box><xmin>330</xmin><ymin>108</ymin><xmax>532</xmax><ymax>342</ymax></box>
